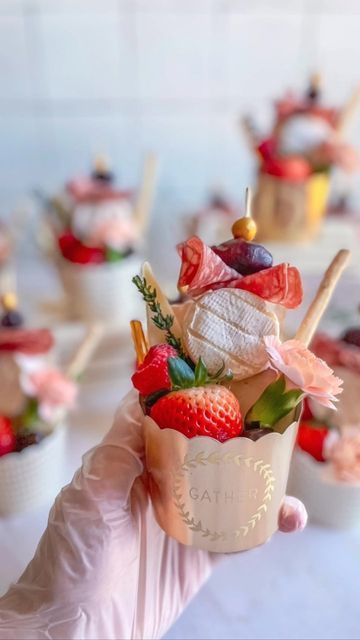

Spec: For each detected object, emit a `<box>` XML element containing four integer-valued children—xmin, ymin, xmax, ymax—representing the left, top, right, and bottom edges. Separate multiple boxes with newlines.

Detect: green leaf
<box><xmin>168</xmin><ymin>357</ymin><xmax>195</xmax><ymax>389</ymax></box>
<box><xmin>105</xmin><ymin>247</ymin><xmax>125</xmax><ymax>263</ymax></box>
<box><xmin>245</xmin><ymin>375</ymin><xmax>303</xmax><ymax>429</ymax></box>
<box><xmin>21</xmin><ymin>398</ymin><xmax>40</xmax><ymax>431</ymax></box>
<box><xmin>132</xmin><ymin>275</ymin><xmax>185</xmax><ymax>357</ymax></box>
<box><xmin>194</xmin><ymin>357</ymin><xmax>208</xmax><ymax>386</ymax></box>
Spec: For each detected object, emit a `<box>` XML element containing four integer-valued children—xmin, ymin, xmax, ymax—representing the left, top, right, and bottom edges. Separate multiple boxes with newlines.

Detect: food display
<box><xmin>129</xmin><ymin>200</ymin><xmax>349</xmax><ymax>552</ymax></box>
<box><xmin>44</xmin><ymin>154</ymin><xmax>157</xmax><ymax>324</ymax></box>
<box><xmin>184</xmin><ymin>192</ymin><xmax>239</xmax><ymax>246</ymax></box>
<box><xmin>242</xmin><ymin>75</ymin><xmax>360</xmax><ymax>242</ymax></box>
<box><xmin>288</xmin><ymin>322</ymin><xmax>360</xmax><ymax>528</ymax></box>
<box><xmin>0</xmin><ymin>293</ymin><xmax>101</xmax><ymax>515</ymax></box>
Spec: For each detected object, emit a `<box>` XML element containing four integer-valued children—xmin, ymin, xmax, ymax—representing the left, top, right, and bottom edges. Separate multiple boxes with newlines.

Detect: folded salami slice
<box><xmin>231</xmin><ymin>263</ymin><xmax>303</xmax><ymax>309</ymax></box>
<box><xmin>0</xmin><ymin>328</ymin><xmax>54</xmax><ymax>354</ymax></box>
<box><xmin>312</xmin><ymin>332</ymin><xmax>360</xmax><ymax>375</ymax></box>
<box><xmin>177</xmin><ymin>236</ymin><xmax>239</xmax><ymax>295</ymax></box>
<box><xmin>177</xmin><ymin>236</ymin><xmax>303</xmax><ymax>308</ymax></box>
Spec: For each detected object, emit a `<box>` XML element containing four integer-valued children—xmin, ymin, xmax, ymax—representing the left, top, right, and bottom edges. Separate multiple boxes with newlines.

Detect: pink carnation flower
<box><xmin>264</xmin><ymin>336</ymin><xmax>343</xmax><ymax>409</ymax></box>
<box><xmin>325</xmin><ymin>428</ymin><xmax>360</xmax><ymax>483</ymax></box>
<box><xmin>17</xmin><ymin>356</ymin><xmax>77</xmax><ymax>423</ymax></box>
<box><xmin>88</xmin><ymin>217</ymin><xmax>137</xmax><ymax>251</ymax></box>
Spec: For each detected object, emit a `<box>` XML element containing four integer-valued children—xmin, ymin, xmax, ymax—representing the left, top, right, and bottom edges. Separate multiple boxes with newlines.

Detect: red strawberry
<box><xmin>297</xmin><ymin>421</ymin><xmax>329</xmax><ymax>462</ymax></box>
<box><xmin>58</xmin><ymin>230</ymin><xmax>78</xmax><ymax>258</ymax></box>
<box><xmin>150</xmin><ymin>383</ymin><xmax>242</xmax><ymax>442</ymax></box>
<box><xmin>0</xmin><ymin>417</ymin><xmax>16</xmax><ymax>457</ymax></box>
<box><xmin>301</xmin><ymin>397</ymin><xmax>314</xmax><ymax>421</ymax></box>
<box><xmin>262</xmin><ymin>156</ymin><xmax>311</xmax><ymax>182</ymax></box>
<box><xmin>58</xmin><ymin>231</ymin><xmax>105</xmax><ymax>264</ymax></box>
<box><xmin>132</xmin><ymin>344</ymin><xmax>178</xmax><ymax>396</ymax></box>
<box><xmin>69</xmin><ymin>242</ymin><xmax>105</xmax><ymax>265</ymax></box>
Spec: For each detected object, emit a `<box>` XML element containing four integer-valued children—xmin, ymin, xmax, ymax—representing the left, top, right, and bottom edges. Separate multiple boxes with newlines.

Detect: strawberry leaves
<box><xmin>245</xmin><ymin>375</ymin><xmax>303</xmax><ymax>432</ymax></box>
<box><xmin>168</xmin><ymin>357</ymin><xmax>195</xmax><ymax>389</ymax></box>
<box><xmin>168</xmin><ymin>356</ymin><xmax>233</xmax><ymax>391</ymax></box>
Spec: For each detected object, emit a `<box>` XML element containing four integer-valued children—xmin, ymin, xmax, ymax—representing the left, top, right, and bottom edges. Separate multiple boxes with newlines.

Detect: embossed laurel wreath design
<box><xmin>173</xmin><ymin>451</ymin><xmax>275</xmax><ymax>541</ymax></box>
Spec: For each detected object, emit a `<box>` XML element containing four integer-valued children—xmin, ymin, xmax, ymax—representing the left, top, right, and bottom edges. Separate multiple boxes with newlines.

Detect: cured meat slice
<box><xmin>231</xmin><ymin>263</ymin><xmax>303</xmax><ymax>309</ymax></box>
<box><xmin>0</xmin><ymin>329</ymin><xmax>54</xmax><ymax>354</ymax></box>
<box><xmin>177</xmin><ymin>236</ymin><xmax>303</xmax><ymax>309</ymax></box>
<box><xmin>177</xmin><ymin>236</ymin><xmax>239</xmax><ymax>296</ymax></box>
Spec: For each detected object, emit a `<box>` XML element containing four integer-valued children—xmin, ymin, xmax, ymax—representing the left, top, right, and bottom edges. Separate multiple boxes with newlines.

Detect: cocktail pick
<box><xmin>66</xmin><ymin>323</ymin><xmax>104</xmax><ymax>380</ymax></box>
<box><xmin>231</xmin><ymin>187</ymin><xmax>257</xmax><ymax>242</ymax></box>
<box><xmin>130</xmin><ymin>319</ymin><xmax>148</xmax><ymax>365</ymax></box>
<box><xmin>295</xmin><ymin>249</ymin><xmax>351</xmax><ymax>347</ymax></box>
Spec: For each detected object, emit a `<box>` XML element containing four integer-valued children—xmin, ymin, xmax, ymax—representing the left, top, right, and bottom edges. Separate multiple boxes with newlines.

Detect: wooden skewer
<box><xmin>130</xmin><ymin>319</ymin><xmax>149</xmax><ymax>365</ymax></box>
<box><xmin>336</xmin><ymin>85</ymin><xmax>360</xmax><ymax>135</ymax></box>
<box><xmin>133</xmin><ymin>152</ymin><xmax>158</xmax><ymax>234</ymax></box>
<box><xmin>295</xmin><ymin>249</ymin><xmax>351</xmax><ymax>347</ymax></box>
<box><xmin>66</xmin><ymin>323</ymin><xmax>104</xmax><ymax>379</ymax></box>
<box><xmin>239</xmin><ymin>115</ymin><xmax>258</xmax><ymax>152</ymax></box>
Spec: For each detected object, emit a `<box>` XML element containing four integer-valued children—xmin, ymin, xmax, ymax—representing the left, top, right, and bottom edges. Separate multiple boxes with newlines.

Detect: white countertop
<box><xmin>1</xmin><ymin>234</ymin><xmax>360</xmax><ymax>639</ymax></box>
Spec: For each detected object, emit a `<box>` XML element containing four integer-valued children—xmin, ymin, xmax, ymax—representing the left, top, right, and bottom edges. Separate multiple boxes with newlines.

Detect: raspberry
<box><xmin>131</xmin><ymin>344</ymin><xmax>178</xmax><ymax>396</ymax></box>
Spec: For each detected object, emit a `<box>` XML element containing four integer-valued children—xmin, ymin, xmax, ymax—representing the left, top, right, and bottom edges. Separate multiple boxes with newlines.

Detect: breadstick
<box><xmin>66</xmin><ymin>323</ymin><xmax>103</xmax><ymax>379</ymax></box>
<box><xmin>130</xmin><ymin>319</ymin><xmax>149</xmax><ymax>364</ymax></box>
<box><xmin>133</xmin><ymin>152</ymin><xmax>158</xmax><ymax>233</ymax></box>
<box><xmin>295</xmin><ymin>249</ymin><xmax>351</xmax><ymax>347</ymax></box>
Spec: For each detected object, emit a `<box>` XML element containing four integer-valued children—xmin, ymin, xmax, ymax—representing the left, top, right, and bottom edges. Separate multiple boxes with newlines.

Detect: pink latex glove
<box><xmin>0</xmin><ymin>391</ymin><xmax>307</xmax><ymax>640</ymax></box>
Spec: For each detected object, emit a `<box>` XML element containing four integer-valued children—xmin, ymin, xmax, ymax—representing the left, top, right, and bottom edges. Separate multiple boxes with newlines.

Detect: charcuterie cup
<box><xmin>131</xmin><ymin>213</ymin><xmax>350</xmax><ymax>553</ymax></box>
<box><xmin>58</xmin><ymin>254</ymin><xmax>141</xmax><ymax>325</ymax></box>
<box><xmin>0</xmin><ymin>424</ymin><xmax>65</xmax><ymax>516</ymax></box>
<box><xmin>288</xmin><ymin>448</ymin><xmax>360</xmax><ymax>530</ymax></box>
<box><xmin>144</xmin><ymin>393</ymin><xmax>299</xmax><ymax>553</ymax></box>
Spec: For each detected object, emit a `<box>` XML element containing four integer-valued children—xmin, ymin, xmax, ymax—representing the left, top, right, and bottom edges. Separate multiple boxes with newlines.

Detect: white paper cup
<box><xmin>0</xmin><ymin>426</ymin><xmax>66</xmax><ymax>516</ymax></box>
<box><xmin>287</xmin><ymin>448</ymin><xmax>360</xmax><ymax>529</ymax></box>
<box><xmin>58</xmin><ymin>255</ymin><xmax>142</xmax><ymax>326</ymax></box>
<box><xmin>144</xmin><ymin>417</ymin><xmax>298</xmax><ymax>553</ymax></box>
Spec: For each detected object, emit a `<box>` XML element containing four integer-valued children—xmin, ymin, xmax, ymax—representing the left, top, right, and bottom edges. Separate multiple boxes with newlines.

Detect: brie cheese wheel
<box><xmin>183</xmin><ymin>288</ymin><xmax>279</xmax><ymax>380</ymax></box>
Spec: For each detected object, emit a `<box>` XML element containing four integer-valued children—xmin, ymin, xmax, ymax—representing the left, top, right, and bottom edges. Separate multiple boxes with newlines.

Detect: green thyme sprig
<box><xmin>132</xmin><ymin>275</ymin><xmax>185</xmax><ymax>357</ymax></box>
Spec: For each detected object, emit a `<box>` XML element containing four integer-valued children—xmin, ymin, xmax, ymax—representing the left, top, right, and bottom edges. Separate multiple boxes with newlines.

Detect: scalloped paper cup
<box><xmin>253</xmin><ymin>172</ymin><xmax>329</xmax><ymax>243</ymax></box>
<box><xmin>144</xmin><ymin>417</ymin><xmax>298</xmax><ymax>552</ymax></box>
<box><xmin>57</xmin><ymin>255</ymin><xmax>141</xmax><ymax>325</ymax></box>
<box><xmin>288</xmin><ymin>448</ymin><xmax>360</xmax><ymax>529</ymax></box>
<box><xmin>0</xmin><ymin>425</ymin><xmax>66</xmax><ymax>516</ymax></box>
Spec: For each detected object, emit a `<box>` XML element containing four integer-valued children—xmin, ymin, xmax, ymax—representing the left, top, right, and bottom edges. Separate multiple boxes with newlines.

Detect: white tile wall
<box><xmin>0</xmin><ymin>0</ymin><xmax>360</xmax><ymax>217</ymax></box>
<box><xmin>0</xmin><ymin>13</ymin><xmax>32</xmax><ymax>100</ymax></box>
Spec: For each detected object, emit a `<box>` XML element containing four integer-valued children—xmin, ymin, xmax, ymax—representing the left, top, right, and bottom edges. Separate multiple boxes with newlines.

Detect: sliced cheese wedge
<box><xmin>142</xmin><ymin>262</ymin><xmax>182</xmax><ymax>346</ymax></box>
<box><xmin>183</xmin><ymin>288</ymin><xmax>279</xmax><ymax>380</ymax></box>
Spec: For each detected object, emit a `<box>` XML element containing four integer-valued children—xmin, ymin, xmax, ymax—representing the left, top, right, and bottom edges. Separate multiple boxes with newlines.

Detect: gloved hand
<box><xmin>0</xmin><ymin>391</ymin><xmax>307</xmax><ymax>640</ymax></box>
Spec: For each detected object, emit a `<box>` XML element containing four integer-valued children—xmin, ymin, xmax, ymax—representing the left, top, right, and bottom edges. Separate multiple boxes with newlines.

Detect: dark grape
<box><xmin>212</xmin><ymin>239</ymin><xmax>273</xmax><ymax>276</ymax></box>
<box><xmin>91</xmin><ymin>170</ymin><xmax>114</xmax><ymax>183</ymax></box>
<box><xmin>341</xmin><ymin>327</ymin><xmax>360</xmax><ymax>349</ymax></box>
<box><xmin>242</xmin><ymin>427</ymin><xmax>273</xmax><ymax>441</ymax></box>
<box><xmin>16</xmin><ymin>432</ymin><xmax>44</xmax><ymax>452</ymax></box>
<box><xmin>1</xmin><ymin>310</ymin><xmax>24</xmax><ymax>328</ymax></box>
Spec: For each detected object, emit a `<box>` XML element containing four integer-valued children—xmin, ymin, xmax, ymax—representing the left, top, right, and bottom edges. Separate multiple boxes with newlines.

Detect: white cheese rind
<box><xmin>183</xmin><ymin>288</ymin><xmax>279</xmax><ymax>380</ymax></box>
